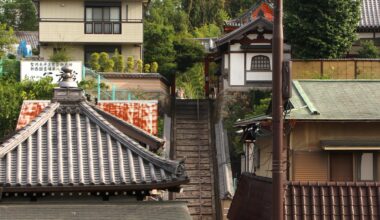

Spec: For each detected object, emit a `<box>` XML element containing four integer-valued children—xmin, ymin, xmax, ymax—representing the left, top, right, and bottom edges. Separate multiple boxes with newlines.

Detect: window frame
<box><xmin>251</xmin><ymin>55</ymin><xmax>271</xmax><ymax>71</ymax></box>
<box><xmin>84</xmin><ymin>6</ymin><xmax>122</xmax><ymax>35</ymax></box>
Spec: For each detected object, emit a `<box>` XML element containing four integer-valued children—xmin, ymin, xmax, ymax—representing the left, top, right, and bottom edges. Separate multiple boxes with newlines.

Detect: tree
<box><xmin>0</xmin><ymin>77</ymin><xmax>55</xmax><ymax>140</ymax></box>
<box><xmin>0</xmin><ymin>0</ymin><xmax>38</xmax><ymax>31</ymax></box>
<box><xmin>358</xmin><ymin>40</ymin><xmax>380</xmax><ymax>58</ymax></box>
<box><xmin>144</xmin><ymin>64</ymin><xmax>151</xmax><ymax>73</ymax></box>
<box><xmin>285</xmin><ymin>0</ymin><xmax>360</xmax><ymax>58</ymax></box>
<box><xmin>103</xmin><ymin>59</ymin><xmax>114</xmax><ymax>72</ymax></box>
<box><xmin>0</xmin><ymin>23</ymin><xmax>17</xmax><ymax>57</ymax></box>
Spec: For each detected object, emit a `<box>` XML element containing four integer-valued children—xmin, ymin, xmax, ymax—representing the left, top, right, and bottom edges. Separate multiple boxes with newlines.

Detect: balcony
<box><xmin>39</xmin><ymin>19</ymin><xmax>143</xmax><ymax>44</ymax></box>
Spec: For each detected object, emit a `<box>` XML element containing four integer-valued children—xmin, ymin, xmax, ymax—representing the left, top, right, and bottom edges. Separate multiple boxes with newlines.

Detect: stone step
<box><xmin>176</xmin><ymin>152</ymin><xmax>210</xmax><ymax>158</ymax></box>
<box><xmin>176</xmin><ymin>145</ymin><xmax>210</xmax><ymax>151</ymax></box>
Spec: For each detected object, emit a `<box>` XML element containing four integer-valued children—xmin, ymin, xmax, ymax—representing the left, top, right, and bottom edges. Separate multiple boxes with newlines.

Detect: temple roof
<box><xmin>0</xmin><ymin>71</ymin><xmax>187</xmax><ymax>193</ymax></box>
<box><xmin>359</xmin><ymin>0</ymin><xmax>380</xmax><ymax>31</ymax></box>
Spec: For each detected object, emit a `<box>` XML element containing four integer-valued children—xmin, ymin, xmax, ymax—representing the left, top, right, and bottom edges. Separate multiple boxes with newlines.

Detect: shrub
<box><xmin>127</xmin><ymin>56</ymin><xmax>135</xmax><ymax>73</ymax></box>
<box><xmin>99</xmin><ymin>52</ymin><xmax>110</xmax><ymax>72</ymax></box>
<box><xmin>144</xmin><ymin>64</ymin><xmax>151</xmax><ymax>73</ymax></box>
<box><xmin>49</xmin><ymin>48</ymin><xmax>71</xmax><ymax>62</ymax></box>
<box><xmin>358</xmin><ymin>40</ymin><xmax>379</xmax><ymax>58</ymax></box>
<box><xmin>112</xmin><ymin>49</ymin><xmax>125</xmax><ymax>72</ymax></box>
<box><xmin>137</xmin><ymin>59</ymin><xmax>143</xmax><ymax>73</ymax></box>
<box><xmin>103</xmin><ymin>59</ymin><xmax>114</xmax><ymax>72</ymax></box>
<box><xmin>89</xmin><ymin>53</ymin><xmax>100</xmax><ymax>71</ymax></box>
<box><xmin>150</xmin><ymin>62</ymin><xmax>158</xmax><ymax>72</ymax></box>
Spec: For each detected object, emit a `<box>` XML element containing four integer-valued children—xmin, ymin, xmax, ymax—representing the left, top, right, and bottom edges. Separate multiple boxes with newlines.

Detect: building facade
<box><xmin>236</xmin><ymin>80</ymin><xmax>380</xmax><ymax>182</ymax></box>
<box><xmin>37</xmin><ymin>0</ymin><xmax>146</xmax><ymax>64</ymax></box>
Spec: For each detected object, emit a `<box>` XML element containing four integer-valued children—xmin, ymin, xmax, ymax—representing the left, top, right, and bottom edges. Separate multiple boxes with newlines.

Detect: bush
<box><xmin>49</xmin><ymin>49</ymin><xmax>71</xmax><ymax>62</ymax></box>
<box><xmin>32</xmin><ymin>48</ymin><xmax>39</xmax><ymax>56</ymax></box>
<box><xmin>103</xmin><ymin>59</ymin><xmax>114</xmax><ymax>72</ymax></box>
<box><xmin>144</xmin><ymin>64</ymin><xmax>151</xmax><ymax>73</ymax></box>
<box><xmin>89</xmin><ymin>53</ymin><xmax>100</xmax><ymax>71</ymax></box>
<box><xmin>99</xmin><ymin>52</ymin><xmax>110</xmax><ymax>72</ymax></box>
<box><xmin>137</xmin><ymin>59</ymin><xmax>143</xmax><ymax>73</ymax></box>
<box><xmin>358</xmin><ymin>40</ymin><xmax>379</xmax><ymax>58</ymax></box>
<box><xmin>112</xmin><ymin>49</ymin><xmax>125</xmax><ymax>72</ymax></box>
<box><xmin>150</xmin><ymin>62</ymin><xmax>158</xmax><ymax>73</ymax></box>
<box><xmin>127</xmin><ymin>56</ymin><xmax>135</xmax><ymax>73</ymax></box>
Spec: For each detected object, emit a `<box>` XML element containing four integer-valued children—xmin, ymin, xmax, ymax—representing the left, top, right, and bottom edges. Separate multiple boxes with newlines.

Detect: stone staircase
<box><xmin>173</xmin><ymin>99</ymin><xmax>216</xmax><ymax>220</ymax></box>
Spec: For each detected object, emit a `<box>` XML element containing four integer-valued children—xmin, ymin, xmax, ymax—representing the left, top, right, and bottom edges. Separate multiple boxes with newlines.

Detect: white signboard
<box><xmin>20</xmin><ymin>61</ymin><xmax>83</xmax><ymax>83</ymax></box>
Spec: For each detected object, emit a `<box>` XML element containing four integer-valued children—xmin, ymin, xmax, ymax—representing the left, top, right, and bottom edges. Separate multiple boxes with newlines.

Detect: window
<box><xmin>251</xmin><ymin>55</ymin><xmax>271</xmax><ymax>71</ymax></box>
<box><xmin>85</xmin><ymin>7</ymin><xmax>121</xmax><ymax>34</ymax></box>
<box><xmin>330</xmin><ymin>152</ymin><xmax>377</xmax><ymax>181</ymax></box>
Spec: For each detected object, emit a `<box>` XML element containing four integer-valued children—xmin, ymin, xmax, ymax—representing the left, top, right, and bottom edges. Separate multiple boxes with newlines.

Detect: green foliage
<box><xmin>99</xmin><ymin>52</ymin><xmax>110</xmax><ymax>72</ymax></box>
<box><xmin>127</xmin><ymin>56</ymin><xmax>135</xmax><ymax>73</ymax></box>
<box><xmin>144</xmin><ymin>64</ymin><xmax>151</xmax><ymax>73</ymax></box>
<box><xmin>1</xmin><ymin>59</ymin><xmax>20</xmax><ymax>80</ymax></box>
<box><xmin>0</xmin><ymin>0</ymin><xmax>38</xmax><ymax>31</ymax></box>
<box><xmin>150</xmin><ymin>62</ymin><xmax>158</xmax><ymax>73</ymax></box>
<box><xmin>136</xmin><ymin>59</ymin><xmax>143</xmax><ymax>73</ymax></box>
<box><xmin>0</xmin><ymin>77</ymin><xmax>55</xmax><ymax>139</ymax></box>
<box><xmin>176</xmin><ymin>63</ymin><xmax>205</xmax><ymax>99</ymax></box>
<box><xmin>223</xmin><ymin>90</ymin><xmax>271</xmax><ymax>156</ymax></box>
<box><xmin>358</xmin><ymin>40</ymin><xmax>380</xmax><ymax>58</ymax></box>
<box><xmin>112</xmin><ymin>49</ymin><xmax>125</xmax><ymax>72</ymax></box>
<box><xmin>284</xmin><ymin>0</ymin><xmax>360</xmax><ymax>58</ymax></box>
<box><xmin>173</xmin><ymin>38</ymin><xmax>204</xmax><ymax>72</ymax></box>
<box><xmin>0</xmin><ymin>23</ymin><xmax>17</xmax><ymax>57</ymax></box>
<box><xmin>193</xmin><ymin>23</ymin><xmax>222</xmax><ymax>38</ymax></box>
<box><xmin>49</xmin><ymin>48</ymin><xmax>71</xmax><ymax>62</ymax></box>
<box><xmin>103</xmin><ymin>59</ymin><xmax>114</xmax><ymax>72</ymax></box>
<box><xmin>89</xmin><ymin>53</ymin><xmax>100</xmax><ymax>71</ymax></box>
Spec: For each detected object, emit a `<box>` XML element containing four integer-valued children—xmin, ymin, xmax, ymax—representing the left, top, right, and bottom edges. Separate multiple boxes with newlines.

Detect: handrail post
<box><xmin>97</xmin><ymin>74</ymin><xmax>101</xmax><ymax>101</ymax></box>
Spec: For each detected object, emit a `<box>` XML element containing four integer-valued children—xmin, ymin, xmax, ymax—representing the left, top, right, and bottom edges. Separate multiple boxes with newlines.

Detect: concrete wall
<box><xmin>39</xmin><ymin>0</ymin><xmax>143</xmax><ymax>44</ymax></box>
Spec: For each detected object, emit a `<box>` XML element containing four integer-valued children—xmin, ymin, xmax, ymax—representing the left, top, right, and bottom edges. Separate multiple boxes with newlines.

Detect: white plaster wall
<box><xmin>358</xmin><ymin>32</ymin><xmax>374</xmax><ymax>39</ymax></box>
<box><xmin>375</xmin><ymin>33</ymin><xmax>380</xmax><ymax>38</ymax></box>
<box><xmin>246</xmin><ymin>71</ymin><xmax>272</xmax><ymax>81</ymax></box>
<box><xmin>224</xmin><ymin>54</ymin><xmax>229</xmax><ymax>70</ymax></box>
<box><xmin>230</xmin><ymin>53</ymin><xmax>245</xmax><ymax>86</ymax></box>
<box><xmin>230</xmin><ymin>43</ymin><xmax>242</xmax><ymax>52</ymax></box>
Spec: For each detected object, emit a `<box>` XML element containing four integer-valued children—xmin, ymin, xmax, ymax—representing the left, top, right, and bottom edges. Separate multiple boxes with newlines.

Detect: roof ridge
<box><xmin>0</xmin><ymin>102</ymin><xmax>60</xmax><ymax>158</ymax></box>
<box><xmin>292</xmin><ymin>81</ymin><xmax>320</xmax><ymax>115</ymax></box>
<box><xmin>79</xmin><ymin>102</ymin><xmax>183</xmax><ymax>175</ymax></box>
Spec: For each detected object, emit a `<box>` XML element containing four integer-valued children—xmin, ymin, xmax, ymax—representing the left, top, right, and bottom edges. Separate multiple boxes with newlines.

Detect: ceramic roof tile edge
<box><xmin>79</xmin><ymin>102</ymin><xmax>185</xmax><ymax>176</ymax></box>
<box><xmin>216</xmin><ymin>17</ymin><xmax>273</xmax><ymax>47</ymax></box>
<box><xmin>92</xmin><ymin>104</ymin><xmax>165</xmax><ymax>146</ymax></box>
<box><xmin>224</xmin><ymin>0</ymin><xmax>274</xmax><ymax>26</ymax></box>
<box><xmin>0</xmin><ymin>103</ymin><xmax>60</xmax><ymax>158</ymax></box>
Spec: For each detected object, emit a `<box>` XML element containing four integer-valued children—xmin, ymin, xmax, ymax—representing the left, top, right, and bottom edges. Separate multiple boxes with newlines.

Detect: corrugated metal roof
<box><xmin>0</xmin><ymin>100</ymin><xmax>187</xmax><ymax>190</ymax></box>
<box><xmin>0</xmin><ymin>201</ymin><xmax>192</xmax><ymax>220</ymax></box>
<box><xmin>359</xmin><ymin>0</ymin><xmax>380</xmax><ymax>30</ymax></box>
<box><xmin>289</xmin><ymin>80</ymin><xmax>380</xmax><ymax>121</ymax></box>
<box><xmin>14</xmin><ymin>31</ymin><xmax>39</xmax><ymax>49</ymax></box>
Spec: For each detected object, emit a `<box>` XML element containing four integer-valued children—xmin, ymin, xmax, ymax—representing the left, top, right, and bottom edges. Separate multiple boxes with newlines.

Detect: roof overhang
<box><xmin>321</xmin><ymin>140</ymin><xmax>380</xmax><ymax>151</ymax></box>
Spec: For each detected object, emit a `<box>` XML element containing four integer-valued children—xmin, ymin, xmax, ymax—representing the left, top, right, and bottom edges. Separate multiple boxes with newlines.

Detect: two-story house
<box><xmin>36</xmin><ymin>0</ymin><xmax>146</xmax><ymax>64</ymax></box>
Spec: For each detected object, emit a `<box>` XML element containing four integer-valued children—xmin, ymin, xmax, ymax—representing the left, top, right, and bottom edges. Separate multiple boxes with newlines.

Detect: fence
<box><xmin>292</xmin><ymin>59</ymin><xmax>380</xmax><ymax>79</ymax></box>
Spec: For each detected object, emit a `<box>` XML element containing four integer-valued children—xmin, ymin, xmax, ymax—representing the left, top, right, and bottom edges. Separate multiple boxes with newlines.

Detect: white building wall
<box><xmin>229</xmin><ymin>53</ymin><xmax>245</xmax><ymax>86</ymax></box>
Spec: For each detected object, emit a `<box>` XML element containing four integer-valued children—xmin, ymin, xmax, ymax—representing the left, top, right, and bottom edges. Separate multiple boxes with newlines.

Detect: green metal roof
<box><xmin>288</xmin><ymin>80</ymin><xmax>380</xmax><ymax>121</ymax></box>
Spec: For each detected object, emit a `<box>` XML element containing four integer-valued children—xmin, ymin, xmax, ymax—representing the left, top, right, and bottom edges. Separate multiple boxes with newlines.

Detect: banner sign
<box><xmin>20</xmin><ymin>61</ymin><xmax>82</xmax><ymax>83</ymax></box>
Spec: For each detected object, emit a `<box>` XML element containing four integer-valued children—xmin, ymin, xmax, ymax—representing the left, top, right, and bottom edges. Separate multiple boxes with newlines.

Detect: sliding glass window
<box><xmin>85</xmin><ymin>7</ymin><xmax>121</xmax><ymax>34</ymax></box>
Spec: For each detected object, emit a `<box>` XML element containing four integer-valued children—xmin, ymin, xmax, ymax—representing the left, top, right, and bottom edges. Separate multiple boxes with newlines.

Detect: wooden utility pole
<box><xmin>272</xmin><ymin>0</ymin><xmax>284</xmax><ymax>219</ymax></box>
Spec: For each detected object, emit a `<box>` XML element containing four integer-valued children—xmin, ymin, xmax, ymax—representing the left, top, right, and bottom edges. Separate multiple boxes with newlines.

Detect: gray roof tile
<box><xmin>288</xmin><ymin>80</ymin><xmax>380</xmax><ymax>121</ymax></box>
<box><xmin>0</xmin><ymin>96</ymin><xmax>187</xmax><ymax>190</ymax></box>
<box><xmin>360</xmin><ymin>0</ymin><xmax>380</xmax><ymax>30</ymax></box>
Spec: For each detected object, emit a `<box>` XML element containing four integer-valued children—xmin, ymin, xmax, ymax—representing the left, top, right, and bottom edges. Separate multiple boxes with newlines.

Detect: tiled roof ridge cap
<box><xmin>292</xmin><ymin>81</ymin><xmax>320</xmax><ymax>115</ymax></box>
<box><xmin>79</xmin><ymin>102</ymin><xmax>184</xmax><ymax>176</ymax></box>
<box><xmin>0</xmin><ymin>102</ymin><xmax>60</xmax><ymax>158</ymax></box>
<box><xmin>92</xmin><ymin>104</ymin><xmax>164</xmax><ymax>144</ymax></box>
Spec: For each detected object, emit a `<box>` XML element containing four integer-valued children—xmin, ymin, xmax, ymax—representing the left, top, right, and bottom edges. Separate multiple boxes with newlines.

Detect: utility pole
<box><xmin>272</xmin><ymin>0</ymin><xmax>284</xmax><ymax>219</ymax></box>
